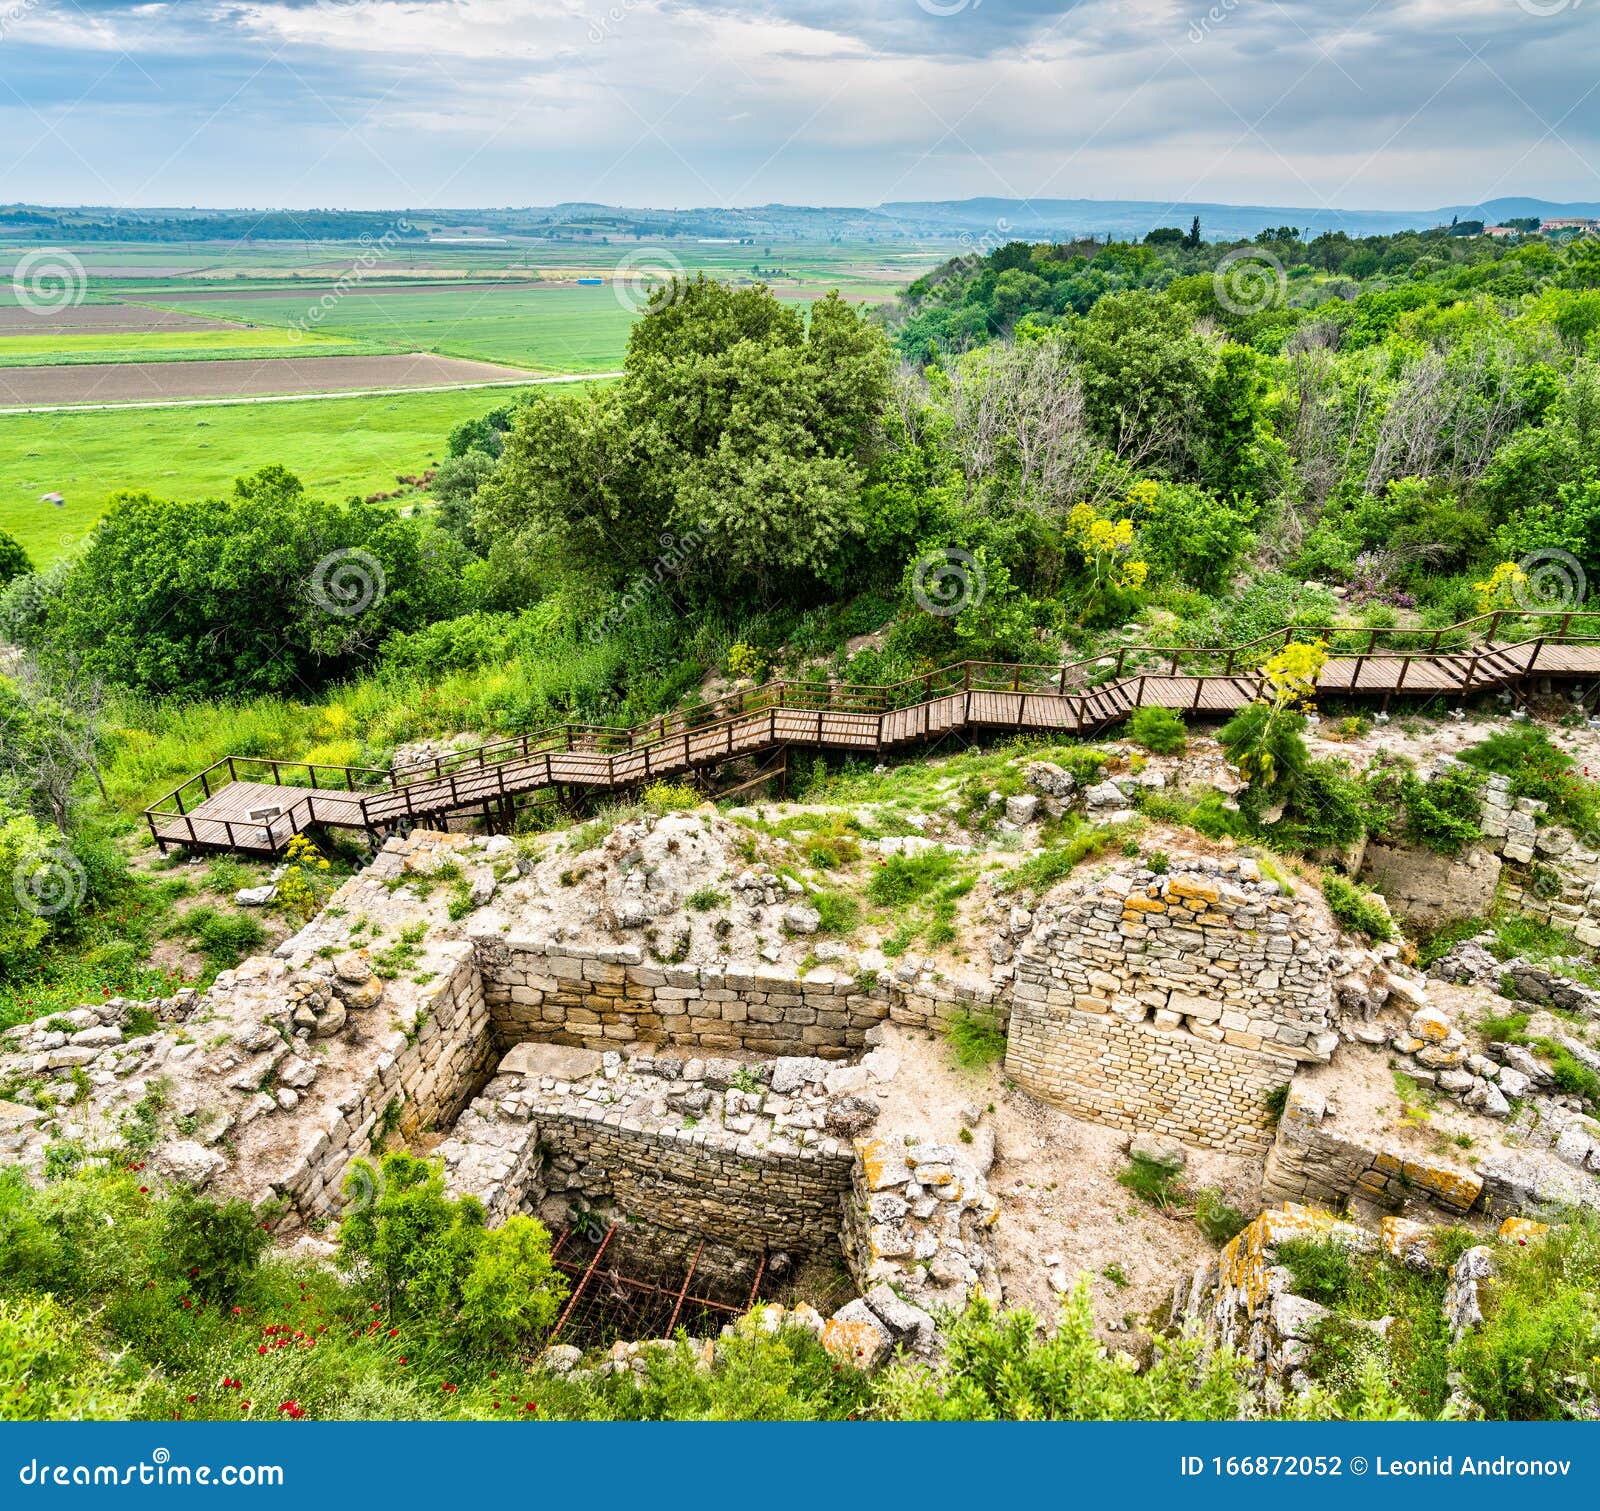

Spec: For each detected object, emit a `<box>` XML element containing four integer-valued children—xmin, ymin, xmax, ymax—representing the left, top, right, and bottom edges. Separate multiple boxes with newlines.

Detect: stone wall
<box><xmin>437</xmin><ymin>1041</ymin><xmax>863</xmax><ymax>1249</ymax></box>
<box><xmin>1005</xmin><ymin>857</ymin><xmax>1333</xmax><ymax>1153</ymax></box>
<box><xmin>475</xmin><ymin>934</ymin><xmax>1004</xmax><ymax>1060</ymax></box>
<box><xmin>268</xmin><ymin>944</ymin><xmax>496</xmax><ymax>1221</ymax></box>
<box><xmin>1260</xmin><ymin>1085</ymin><xmax>1484</xmax><ymax>1216</ymax></box>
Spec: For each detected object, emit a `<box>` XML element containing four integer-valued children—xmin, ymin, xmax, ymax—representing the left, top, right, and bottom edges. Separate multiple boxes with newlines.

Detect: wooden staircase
<box><xmin>145</xmin><ymin>610</ymin><xmax>1600</xmax><ymax>856</ymax></box>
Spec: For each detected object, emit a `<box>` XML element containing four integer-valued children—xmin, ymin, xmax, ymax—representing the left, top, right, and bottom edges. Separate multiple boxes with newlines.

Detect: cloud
<box><xmin>0</xmin><ymin>0</ymin><xmax>1594</xmax><ymax>209</ymax></box>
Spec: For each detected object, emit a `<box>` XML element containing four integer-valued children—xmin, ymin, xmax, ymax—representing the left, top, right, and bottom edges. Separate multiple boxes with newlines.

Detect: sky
<box><xmin>0</xmin><ymin>0</ymin><xmax>1597</xmax><ymax>212</ymax></box>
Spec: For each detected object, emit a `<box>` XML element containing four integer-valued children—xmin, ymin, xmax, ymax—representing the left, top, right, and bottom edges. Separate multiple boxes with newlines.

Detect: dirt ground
<box><xmin>0</xmin><ymin>302</ymin><xmax>240</xmax><ymax>334</ymax></box>
<box><xmin>0</xmin><ymin>351</ymin><xmax>537</xmax><ymax>407</ymax></box>
<box><xmin>868</xmin><ymin>1024</ymin><xmax>1263</xmax><ymax>1336</ymax></box>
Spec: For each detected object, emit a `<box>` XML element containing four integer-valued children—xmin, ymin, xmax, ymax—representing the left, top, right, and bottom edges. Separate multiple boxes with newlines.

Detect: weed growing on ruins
<box><xmin>1320</xmin><ymin>874</ymin><xmax>1395</xmax><ymax>941</ymax></box>
<box><xmin>866</xmin><ymin>850</ymin><xmax>957</xmax><ymax>907</ymax></box>
<box><xmin>373</xmin><ymin>923</ymin><xmax>428</xmax><ymax>979</ymax></box>
<box><xmin>1192</xmin><ymin>1189</ymin><xmax>1250</xmax><ymax>1246</ymax></box>
<box><xmin>994</xmin><ymin>819</ymin><xmax>1135</xmax><ymax>898</ymax></box>
<box><xmin>1117</xmin><ymin>1154</ymin><xmax>1183</xmax><ymax>1210</ymax></box>
<box><xmin>686</xmin><ymin>885</ymin><xmax>729</xmax><ymax>911</ymax></box>
<box><xmin>946</xmin><ymin>1008</ymin><xmax>1006</xmax><ymax>1069</ymax></box>
<box><xmin>1124</xmin><ymin>706</ymin><xmax>1188</xmax><ymax>756</ymax></box>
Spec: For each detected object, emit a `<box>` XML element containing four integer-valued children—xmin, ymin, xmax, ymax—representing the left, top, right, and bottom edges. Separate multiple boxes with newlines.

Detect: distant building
<box><xmin>1485</xmin><ymin>225</ymin><xmax>1518</xmax><ymax>238</ymax></box>
<box><xmin>1541</xmin><ymin>217</ymin><xmax>1600</xmax><ymax>232</ymax></box>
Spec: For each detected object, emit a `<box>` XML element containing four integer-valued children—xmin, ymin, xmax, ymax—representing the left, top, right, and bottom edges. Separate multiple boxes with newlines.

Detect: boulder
<box><xmin>822</xmin><ymin>1301</ymin><xmax>894</xmax><ymax>1371</ymax></box>
<box><xmin>155</xmin><ymin>1140</ymin><xmax>226</xmax><ymax>1191</ymax></box>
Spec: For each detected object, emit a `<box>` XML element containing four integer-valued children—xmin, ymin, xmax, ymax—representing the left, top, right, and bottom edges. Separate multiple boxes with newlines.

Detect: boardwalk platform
<box><xmin>145</xmin><ymin>613</ymin><xmax>1600</xmax><ymax>857</ymax></box>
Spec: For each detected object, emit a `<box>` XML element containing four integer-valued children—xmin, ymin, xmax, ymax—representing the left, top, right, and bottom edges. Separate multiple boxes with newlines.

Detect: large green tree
<box><xmin>482</xmin><ymin>277</ymin><xmax>892</xmax><ymax>599</ymax></box>
<box><xmin>46</xmin><ymin>466</ymin><xmax>465</xmax><ymax>696</ymax></box>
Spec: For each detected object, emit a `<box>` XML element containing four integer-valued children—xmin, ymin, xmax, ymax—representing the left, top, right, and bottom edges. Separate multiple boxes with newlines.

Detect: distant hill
<box><xmin>872</xmin><ymin>196</ymin><xmax>1600</xmax><ymax>241</ymax></box>
<box><xmin>2</xmin><ymin>196</ymin><xmax>1597</xmax><ymax>245</ymax></box>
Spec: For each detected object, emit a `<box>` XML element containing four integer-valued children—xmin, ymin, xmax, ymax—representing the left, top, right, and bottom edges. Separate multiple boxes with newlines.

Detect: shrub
<box><xmin>160</xmin><ymin>1189</ymin><xmax>270</xmax><ymax>1303</ymax></box>
<box><xmin>724</xmin><ymin>641</ymin><xmax>770</xmax><ymax>682</ymax></box>
<box><xmin>870</xmin><ymin>1283</ymin><xmax>1248</xmax><ymax>1420</ymax></box>
<box><xmin>686</xmin><ymin>886</ymin><xmax>729</xmax><ymax>911</ymax></box>
<box><xmin>0</xmin><ymin>529</ymin><xmax>32</xmax><ymax>590</ymax></box>
<box><xmin>337</xmin><ymin>1152</ymin><xmax>567</xmax><ymax>1355</ymax></box>
<box><xmin>946</xmin><ymin>1009</ymin><xmax>1006</xmax><ymax>1069</ymax></box>
<box><xmin>48</xmin><ymin>466</ymin><xmax>466</xmax><ymax>697</ymax></box>
<box><xmin>0</xmin><ymin>1292</ymin><xmax>137</xmax><ymax>1420</ymax></box>
<box><xmin>642</xmin><ymin>781</ymin><xmax>699</xmax><ymax>814</ymax></box>
<box><xmin>1124</xmin><ymin>705</ymin><xmax>1187</xmax><ymax>755</ymax></box>
<box><xmin>182</xmin><ymin>906</ymin><xmax>267</xmax><ymax>969</ymax></box>
<box><xmin>1460</xmin><ymin>726</ymin><xmax>1600</xmax><ymax>834</ymax></box>
<box><xmin>1321</xmin><ymin>873</ymin><xmax>1395</xmax><ymax>941</ymax></box>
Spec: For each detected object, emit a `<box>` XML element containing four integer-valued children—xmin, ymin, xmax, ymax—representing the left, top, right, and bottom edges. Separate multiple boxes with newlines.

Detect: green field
<box><xmin>138</xmin><ymin>283</ymin><xmax>640</xmax><ymax>372</ymax></box>
<box><xmin>0</xmin><ymin>386</ymin><xmax>551</xmax><ymax>566</ymax></box>
<box><xmin>0</xmin><ymin>324</ymin><xmax>374</xmax><ymax>367</ymax></box>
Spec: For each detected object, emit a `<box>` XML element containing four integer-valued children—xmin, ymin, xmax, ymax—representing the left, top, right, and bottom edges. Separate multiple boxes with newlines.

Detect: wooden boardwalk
<box><xmin>146</xmin><ymin>614</ymin><xmax>1600</xmax><ymax>856</ymax></box>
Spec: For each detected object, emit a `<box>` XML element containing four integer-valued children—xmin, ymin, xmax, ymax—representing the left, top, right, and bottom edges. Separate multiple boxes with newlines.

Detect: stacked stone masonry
<box><xmin>1006</xmin><ymin>858</ymin><xmax>1334</xmax><ymax>1154</ymax></box>
<box><xmin>476</xmin><ymin>935</ymin><xmax>1004</xmax><ymax>1059</ymax></box>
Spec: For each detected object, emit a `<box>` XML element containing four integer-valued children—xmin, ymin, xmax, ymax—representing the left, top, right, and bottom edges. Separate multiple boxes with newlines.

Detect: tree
<box><xmin>47</xmin><ymin>467</ymin><xmax>466</xmax><ymax>696</ymax></box>
<box><xmin>0</xmin><ymin>530</ymin><xmax>30</xmax><ymax>590</ymax></box>
<box><xmin>337</xmin><ymin>1152</ymin><xmax>567</xmax><ymax>1355</ymax></box>
<box><xmin>0</xmin><ymin>806</ymin><xmax>58</xmax><ymax>978</ymax></box>
<box><xmin>1183</xmin><ymin>215</ymin><xmax>1203</xmax><ymax>250</ymax></box>
<box><xmin>483</xmin><ymin>278</ymin><xmax>892</xmax><ymax>600</ymax></box>
<box><xmin>0</xmin><ymin>658</ymin><xmax>111</xmax><ymax>833</ymax></box>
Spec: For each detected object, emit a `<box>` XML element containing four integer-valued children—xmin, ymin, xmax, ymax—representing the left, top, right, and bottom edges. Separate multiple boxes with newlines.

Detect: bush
<box><xmin>1124</xmin><ymin>705</ymin><xmax>1187</xmax><ymax>755</ymax></box>
<box><xmin>337</xmin><ymin>1152</ymin><xmax>566</xmax><ymax>1355</ymax></box>
<box><xmin>1321</xmin><ymin>873</ymin><xmax>1395</xmax><ymax>941</ymax></box>
<box><xmin>641</xmin><ymin>781</ymin><xmax>699</xmax><ymax>814</ymax></box>
<box><xmin>871</xmin><ymin>1282</ymin><xmax>1248</xmax><ymax>1420</ymax></box>
<box><xmin>47</xmin><ymin>466</ymin><xmax>466</xmax><ymax>697</ymax></box>
<box><xmin>161</xmin><ymin>1189</ymin><xmax>270</xmax><ymax>1303</ymax></box>
<box><xmin>1460</xmin><ymin>726</ymin><xmax>1600</xmax><ymax>834</ymax></box>
<box><xmin>946</xmin><ymin>1008</ymin><xmax>1006</xmax><ymax>1069</ymax></box>
<box><xmin>0</xmin><ymin>529</ymin><xmax>31</xmax><ymax>590</ymax></box>
<box><xmin>1452</xmin><ymin>1214</ymin><xmax>1600</xmax><ymax>1419</ymax></box>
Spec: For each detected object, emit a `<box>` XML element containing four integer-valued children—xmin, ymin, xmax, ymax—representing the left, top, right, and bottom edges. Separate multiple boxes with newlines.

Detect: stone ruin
<box><xmin>5</xmin><ymin>748</ymin><xmax>1600</xmax><ymax>1377</ymax></box>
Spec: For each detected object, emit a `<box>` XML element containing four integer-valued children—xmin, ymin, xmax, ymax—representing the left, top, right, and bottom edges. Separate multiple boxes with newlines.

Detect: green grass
<box><xmin>139</xmin><ymin>284</ymin><xmax>640</xmax><ymax>374</ymax></box>
<box><xmin>0</xmin><ymin>326</ymin><xmax>371</xmax><ymax>367</ymax></box>
<box><xmin>0</xmin><ymin>386</ymin><xmax>554</xmax><ymax>566</ymax></box>
<box><xmin>946</xmin><ymin>1008</ymin><xmax>1006</xmax><ymax>1069</ymax></box>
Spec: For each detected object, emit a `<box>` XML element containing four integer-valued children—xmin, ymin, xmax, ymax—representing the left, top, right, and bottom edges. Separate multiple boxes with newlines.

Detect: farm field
<box><xmin>0</xmin><ymin>351</ymin><xmax>539</xmax><ymax>409</ymax></box>
<box><xmin>0</xmin><ymin>325</ymin><xmax>377</xmax><ymax>367</ymax></box>
<box><xmin>0</xmin><ymin>384</ymin><xmax>550</xmax><ymax>565</ymax></box>
<box><xmin>136</xmin><ymin>282</ymin><xmax>644</xmax><ymax>372</ymax></box>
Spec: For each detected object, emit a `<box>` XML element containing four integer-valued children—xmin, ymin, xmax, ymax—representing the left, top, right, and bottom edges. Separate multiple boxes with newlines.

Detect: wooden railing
<box><xmin>145</xmin><ymin>610</ymin><xmax>1600</xmax><ymax>847</ymax></box>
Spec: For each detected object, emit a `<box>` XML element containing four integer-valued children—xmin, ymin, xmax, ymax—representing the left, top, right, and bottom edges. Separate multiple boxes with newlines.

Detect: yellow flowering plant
<box><xmin>277</xmin><ymin>832</ymin><xmax>334</xmax><ymax>922</ymax></box>
<box><xmin>1473</xmin><ymin>561</ymin><xmax>1526</xmax><ymax>615</ymax></box>
<box><xmin>1066</xmin><ymin>501</ymin><xmax>1149</xmax><ymax>623</ymax></box>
